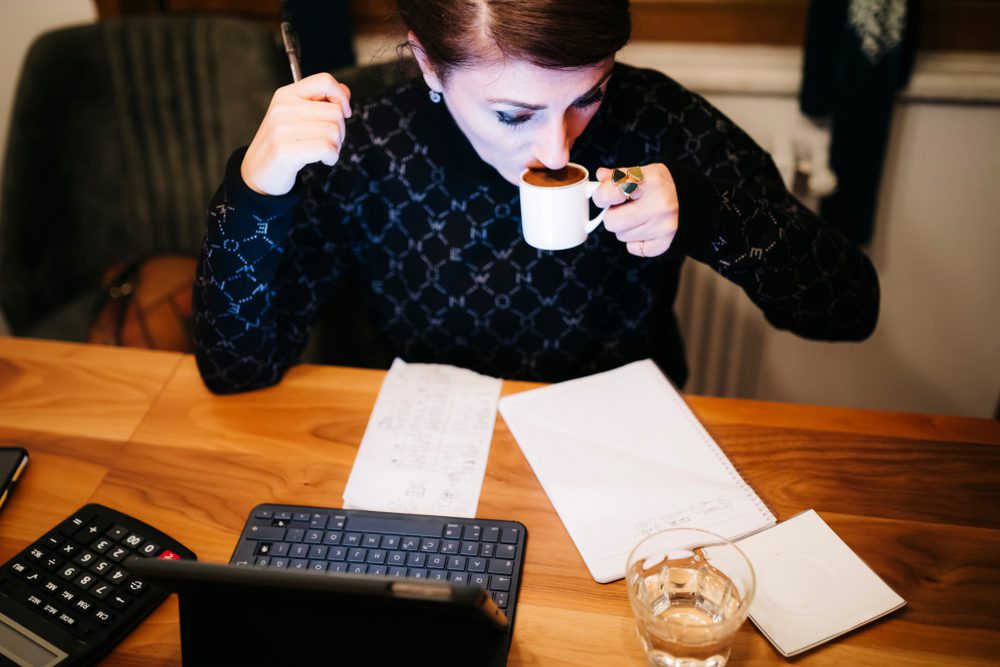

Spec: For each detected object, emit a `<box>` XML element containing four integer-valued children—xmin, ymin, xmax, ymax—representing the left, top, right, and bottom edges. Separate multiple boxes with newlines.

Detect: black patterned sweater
<box><xmin>193</xmin><ymin>63</ymin><xmax>879</xmax><ymax>394</ymax></box>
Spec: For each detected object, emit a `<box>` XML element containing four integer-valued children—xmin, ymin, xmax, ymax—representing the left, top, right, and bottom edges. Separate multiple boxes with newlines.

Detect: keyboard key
<box><xmin>427</xmin><ymin>570</ymin><xmax>447</xmax><ymax>581</ymax></box>
<box><xmin>490</xmin><ymin>576</ymin><xmax>511</xmax><ymax>592</ymax></box>
<box><xmin>328</xmin><ymin>562</ymin><xmax>348</xmax><ymax>574</ymax></box>
<box><xmin>309</xmin><ymin>514</ymin><xmax>328</xmax><ymax>529</ymax></box>
<box><xmin>488</xmin><ymin>559</ymin><xmax>514</xmax><ymax>575</ymax></box>
<box><xmin>308</xmin><ymin>546</ymin><xmax>328</xmax><ymax>560</ymax></box>
<box><xmin>274</xmin><ymin>511</ymin><xmax>292</xmax><ymax>522</ymax></box>
<box><xmin>125</xmin><ymin>578</ymin><xmax>147</xmax><ymax>595</ymax></box>
<box><xmin>346</xmin><ymin>516</ymin><xmax>442</xmax><ymax>538</ymax></box>
<box><xmin>380</xmin><ymin>535</ymin><xmax>400</xmax><ymax>550</ymax></box>
<box><xmin>449</xmin><ymin>572</ymin><xmax>468</xmax><ymax>585</ymax></box>
<box><xmin>289</xmin><ymin>544</ymin><xmax>309</xmax><ymax>559</ymax></box>
<box><xmin>254</xmin><ymin>509</ymin><xmax>274</xmax><ymax>520</ymax></box>
<box><xmin>290</xmin><ymin>560</ymin><xmax>308</xmax><ymax>571</ymax></box>
<box><xmin>388</xmin><ymin>567</ymin><xmax>407</xmax><ymax>577</ymax></box>
<box><xmin>463</xmin><ymin>525</ymin><xmax>482</xmax><ymax>541</ymax></box>
<box><xmin>73</xmin><ymin>572</ymin><xmax>98</xmax><ymax>590</ymax></box>
<box><xmin>78</xmin><ymin>521</ymin><xmax>110</xmax><ymax>542</ymax></box>
<box><xmin>58</xmin><ymin>542</ymin><xmax>79</xmax><ymax>557</ymax></box>
<box><xmin>493</xmin><ymin>592</ymin><xmax>509</xmax><ymax>609</ymax></box>
<box><xmin>41</xmin><ymin>556</ymin><xmax>61</xmax><ymax>572</ymax></box>
<box><xmin>444</xmin><ymin>524</ymin><xmax>462</xmax><ymax>539</ymax></box>
<box><xmin>247</xmin><ymin>525</ymin><xmax>286</xmax><ymax>541</ymax></box>
<box><xmin>138</xmin><ymin>542</ymin><xmax>161</xmax><ymax>557</ymax></box>
<box><xmin>74</xmin><ymin>598</ymin><xmax>93</xmax><ymax>613</ymax></box>
<box><xmin>107</xmin><ymin>546</ymin><xmax>130</xmax><ymax>563</ymax></box>
<box><xmin>91</xmin><ymin>560</ymin><xmax>113</xmax><ymax>575</ymax></box>
<box><xmin>460</xmin><ymin>541</ymin><xmax>478</xmax><ymax>556</ymax></box>
<box><xmin>348</xmin><ymin>564</ymin><xmax>367</xmax><ymax>575</ymax></box>
<box><xmin>285</xmin><ymin>528</ymin><xmax>305</xmax><ymax>543</ymax></box>
<box><xmin>304</xmin><ymin>530</ymin><xmax>324</xmax><ymax>544</ymax></box>
<box><xmin>109</xmin><ymin>592</ymin><xmax>132</xmax><ymax>610</ymax></box>
<box><xmin>308</xmin><ymin>561</ymin><xmax>327</xmax><ymax>572</ymax></box>
<box><xmin>482</xmin><ymin>526</ymin><xmax>500</xmax><ymax>543</ymax></box>
<box><xmin>92</xmin><ymin>608</ymin><xmax>113</xmax><ymax>625</ymax></box>
<box><xmin>58</xmin><ymin>589</ymin><xmax>76</xmax><ymax>604</ymax></box>
<box><xmin>329</xmin><ymin>516</ymin><xmax>346</xmax><ymax>531</ymax></box>
<box><xmin>326</xmin><ymin>547</ymin><xmax>347</xmax><ymax>562</ymax></box>
<box><xmin>400</xmin><ymin>537</ymin><xmax>419</xmax><ymax>551</ymax></box>
<box><xmin>58</xmin><ymin>565</ymin><xmax>80</xmax><ymax>581</ymax></box>
<box><xmin>387</xmin><ymin>551</ymin><xmax>406</xmax><ymax>566</ymax></box>
<box><xmin>470</xmin><ymin>574</ymin><xmax>488</xmax><ymax>588</ymax></box>
<box><xmin>105</xmin><ymin>525</ymin><xmax>129</xmax><ymax>541</ymax></box>
<box><xmin>270</xmin><ymin>543</ymin><xmax>290</xmax><ymax>557</ymax></box>
<box><xmin>369</xmin><ymin>565</ymin><xmax>388</xmax><ymax>576</ymax></box>
<box><xmin>420</xmin><ymin>539</ymin><xmax>440</xmax><ymax>553</ymax></box>
<box><xmin>272</xmin><ymin>558</ymin><xmax>288</xmax><ymax>569</ymax></box>
<box><xmin>74</xmin><ymin>551</ymin><xmax>98</xmax><ymax>567</ymax></box>
<box><xmin>440</xmin><ymin>540</ymin><xmax>459</xmax><ymax>554</ymax></box>
<box><xmin>60</xmin><ymin>514</ymin><xmax>91</xmax><ymax>536</ymax></box>
<box><xmin>27</xmin><ymin>548</ymin><xmax>45</xmax><ymax>562</ymax></box>
<box><xmin>42</xmin><ymin>580</ymin><xmax>60</xmax><ymax>595</ymax></box>
<box><xmin>426</xmin><ymin>555</ymin><xmax>446</xmax><ymax>570</ymax></box>
<box><xmin>496</xmin><ymin>544</ymin><xmax>517</xmax><ymax>559</ymax></box>
<box><xmin>342</xmin><ymin>533</ymin><xmax>362</xmax><ymax>547</ymax></box>
<box><xmin>500</xmin><ymin>527</ymin><xmax>520</xmax><ymax>544</ymax></box>
<box><xmin>91</xmin><ymin>538</ymin><xmax>113</xmax><ymax>554</ymax></box>
<box><xmin>347</xmin><ymin>549</ymin><xmax>367</xmax><ymax>563</ymax></box>
<box><xmin>467</xmin><ymin>558</ymin><xmax>487</xmax><ymax>573</ymax></box>
<box><xmin>408</xmin><ymin>569</ymin><xmax>427</xmax><ymax>579</ymax></box>
<box><xmin>447</xmin><ymin>556</ymin><xmax>467</xmax><ymax>571</ymax></box>
<box><xmin>323</xmin><ymin>531</ymin><xmax>343</xmax><ymax>546</ymax></box>
<box><xmin>366</xmin><ymin>550</ymin><xmax>386</xmax><ymax>565</ymax></box>
<box><xmin>293</xmin><ymin>512</ymin><xmax>311</xmax><ymax>523</ymax></box>
<box><xmin>107</xmin><ymin>568</ymin><xmax>128</xmax><ymax>585</ymax></box>
<box><xmin>362</xmin><ymin>534</ymin><xmax>381</xmax><ymax>548</ymax></box>
<box><xmin>479</xmin><ymin>543</ymin><xmax>495</xmax><ymax>558</ymax></box>
<box><xmin>405</xmin><ymin>553</ymin><xmax>426</xmax><ymax>568</ymax></box>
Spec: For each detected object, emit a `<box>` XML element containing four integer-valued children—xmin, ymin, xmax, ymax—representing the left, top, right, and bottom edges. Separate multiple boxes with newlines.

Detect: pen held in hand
<box><xmin>280</xmin><ymin>21</ymin><xmax>302</xmax><ymax>83</ymax></box>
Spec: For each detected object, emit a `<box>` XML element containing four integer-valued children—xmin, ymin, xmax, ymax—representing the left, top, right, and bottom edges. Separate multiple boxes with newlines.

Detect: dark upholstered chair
<box><xmin>0</xmin><ymin>16</ymin><xmax>286</xmax><ymax>342</ymax></box>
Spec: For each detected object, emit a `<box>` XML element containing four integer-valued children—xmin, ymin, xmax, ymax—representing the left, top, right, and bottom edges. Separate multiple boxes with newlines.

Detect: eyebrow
<box><xmin>485</xmin><ymin>67</ymin><xmax>614</xmax><ymax>110</ymax></box>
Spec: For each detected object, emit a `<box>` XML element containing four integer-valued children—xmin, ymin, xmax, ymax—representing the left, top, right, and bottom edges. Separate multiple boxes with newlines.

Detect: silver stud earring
<box><xmin>428</xmin><ymin>89</ymin><xmax>442</xmax><ymax>104</ymax></box>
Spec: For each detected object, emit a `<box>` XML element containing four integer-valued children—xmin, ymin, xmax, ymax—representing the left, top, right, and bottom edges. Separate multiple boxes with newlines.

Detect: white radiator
<box><xmin>675</xmin><ymin>260</ymin><xmax>767</xmax><ymax>398</ymax></box>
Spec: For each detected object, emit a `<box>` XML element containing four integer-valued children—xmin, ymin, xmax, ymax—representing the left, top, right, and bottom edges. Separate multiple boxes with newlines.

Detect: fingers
<box><xmin>594</xmin><ymin>163</ymin><xmax>679</xmax><ymax>257</ymax></box>
<box><xmin>286</xmin><ymin>73</ymin><xmax>352</xmax><ymax>118</ymax></box>
<box><xmin>241</xmin><ymin>75</ymin><xmax>352</xmax><ymax>195</ymax></box>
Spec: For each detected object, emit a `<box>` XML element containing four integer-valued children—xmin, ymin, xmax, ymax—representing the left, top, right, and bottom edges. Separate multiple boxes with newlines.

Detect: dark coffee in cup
<box><xmin>522</xmin><ymin>165</ymin><xmax>587</xmax><ymax>188</ymax></box>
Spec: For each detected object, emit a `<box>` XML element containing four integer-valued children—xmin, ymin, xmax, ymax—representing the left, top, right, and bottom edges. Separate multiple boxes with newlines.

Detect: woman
<box><xmin>193</xmin><ymin>0</ymin><xmax>878</xmax><ymax>393</ymax></box>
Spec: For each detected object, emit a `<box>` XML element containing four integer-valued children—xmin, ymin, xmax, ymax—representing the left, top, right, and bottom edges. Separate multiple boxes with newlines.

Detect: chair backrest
<box><xmin>0</xmin><ymin>16</ymin><xmax>286</xmax><ymax>335</ymax></box>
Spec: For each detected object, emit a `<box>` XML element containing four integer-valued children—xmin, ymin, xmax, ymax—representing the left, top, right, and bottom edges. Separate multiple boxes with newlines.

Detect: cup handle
<box><xmin>585</xmin><ymin>181</ymin><xmax>607</xmax><ymax>234</ymax></box>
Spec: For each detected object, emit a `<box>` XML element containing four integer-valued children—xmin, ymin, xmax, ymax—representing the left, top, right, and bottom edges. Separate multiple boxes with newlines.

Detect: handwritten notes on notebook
<box><xmin>343</xmin><ymin>358</ymin><xmax>501</xmax><ymax>518</ymax></box>
<box><xmin>498</xmin><ymin>359</ymin><xmax>776</xmax><ymax>582</ymax></box>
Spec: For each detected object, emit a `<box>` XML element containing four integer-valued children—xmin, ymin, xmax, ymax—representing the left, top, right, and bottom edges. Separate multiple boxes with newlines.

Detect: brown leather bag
<box><xmin>89</xmin><ymin>255</ymin><xmax>197</xmax><ymax>352</ymax></box>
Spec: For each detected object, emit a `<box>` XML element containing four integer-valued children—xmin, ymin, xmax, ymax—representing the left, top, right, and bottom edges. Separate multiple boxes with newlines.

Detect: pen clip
<box><xmin>280</xmin><ymin>21</ymin><xmax>303</xmax><ymax>82</ymax></box>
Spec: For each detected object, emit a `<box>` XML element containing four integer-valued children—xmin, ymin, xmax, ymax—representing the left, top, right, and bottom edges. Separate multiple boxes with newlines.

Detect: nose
<box><xmin>530</xmin><ymin>116</ymin><xmax>571</xmax><ymax>170</ymax></box>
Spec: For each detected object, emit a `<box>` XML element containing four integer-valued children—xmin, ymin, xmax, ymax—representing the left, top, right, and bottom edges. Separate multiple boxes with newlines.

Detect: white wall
<box><xmin>702</xmin><ymin>93</ymin><xmax>1000</xmax><ymax>418</ymax></box>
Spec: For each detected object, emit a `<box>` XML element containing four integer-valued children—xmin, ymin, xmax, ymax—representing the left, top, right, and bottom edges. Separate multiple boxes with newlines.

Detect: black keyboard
<box><xmin>0</xmin><ymin>503</ymin><xmax>196</xmax><ymax>666</ymax></box>
<box><xmin>229</xmin><ymin>504</ymin><xmax>527</xmax><ymax>620</ymax></box>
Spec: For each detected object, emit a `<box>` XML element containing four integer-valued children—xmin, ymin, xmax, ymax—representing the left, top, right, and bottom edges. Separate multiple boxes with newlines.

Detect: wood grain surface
<box><xmin>1</xmin><ymin>337</ymin><xmax>998</xmax><ymax>666</ymax></box>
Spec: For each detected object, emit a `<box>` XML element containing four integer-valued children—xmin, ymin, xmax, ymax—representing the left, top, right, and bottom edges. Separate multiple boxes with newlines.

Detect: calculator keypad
<box><xmin>0</xmin><ymin>505</ymin><xmax>195</xmax><ymax>647</ymax></box>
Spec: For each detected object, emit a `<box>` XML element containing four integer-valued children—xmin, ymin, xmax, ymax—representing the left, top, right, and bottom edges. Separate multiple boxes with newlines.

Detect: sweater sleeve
<box><xmin>193</xmin><ymin>149</ymin><xmax>354</xmax><ymax>394</ymax></box>
<box><xmin>661</xmin><ymin>85</ymin><xmax>879</xmax><ymax>341</ymax></box>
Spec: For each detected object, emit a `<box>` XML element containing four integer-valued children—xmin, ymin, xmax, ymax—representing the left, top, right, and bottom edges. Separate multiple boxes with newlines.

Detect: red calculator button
<box><xmin>157</xmin><ymin>550</ymin><xmax>181</xmax><ymax>560</ymax></box>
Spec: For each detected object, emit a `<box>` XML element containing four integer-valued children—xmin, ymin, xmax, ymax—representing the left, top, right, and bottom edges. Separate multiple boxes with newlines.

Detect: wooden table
<box><xmin>0</xmin><ymin>336</ymin><xmax>997</xmax><ymax>666</ymax></box>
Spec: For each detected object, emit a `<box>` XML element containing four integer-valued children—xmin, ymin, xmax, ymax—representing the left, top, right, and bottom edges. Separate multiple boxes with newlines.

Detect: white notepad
<box><xmin>498</xmin><ymin>359</ymin><xmax>775</xmax><ymax>582</ymax></box>
<box><xmin>736</xmin><ymin>509</ymin><xmax>906</xmax><ymax>656</ymax></box>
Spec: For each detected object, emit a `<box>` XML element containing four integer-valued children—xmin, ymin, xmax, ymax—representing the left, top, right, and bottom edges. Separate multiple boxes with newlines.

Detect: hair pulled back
<box><xmin>396</xmin><ymin>0</ymin><xmax>631</xmax><ymax>81</ymax></box>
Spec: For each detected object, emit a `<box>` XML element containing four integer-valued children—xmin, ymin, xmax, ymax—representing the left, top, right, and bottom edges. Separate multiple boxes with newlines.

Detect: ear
<box><xmin>408</xmin><ymin>32</ymin><xmax>444</xmax><ymax>93</ymax></box>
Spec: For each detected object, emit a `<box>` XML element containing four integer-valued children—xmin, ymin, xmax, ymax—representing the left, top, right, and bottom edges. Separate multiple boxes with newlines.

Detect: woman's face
<box><xmin>431</xmin><ymin>57</ymin><xmax>614</xmax><ymax>185</ymax></box>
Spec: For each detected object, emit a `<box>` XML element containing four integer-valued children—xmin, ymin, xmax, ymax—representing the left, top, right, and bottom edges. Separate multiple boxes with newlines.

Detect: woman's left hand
<box><xmin>592</xmin><ymin>163</ymin><xmax>679</xmax><ymax>258</ymax></box>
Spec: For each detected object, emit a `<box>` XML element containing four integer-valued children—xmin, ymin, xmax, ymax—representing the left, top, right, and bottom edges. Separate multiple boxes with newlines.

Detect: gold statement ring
<box><xmin>612</xmin><ymin>166</ymin><xmax>644</xmax><ymax>200</ymax></box>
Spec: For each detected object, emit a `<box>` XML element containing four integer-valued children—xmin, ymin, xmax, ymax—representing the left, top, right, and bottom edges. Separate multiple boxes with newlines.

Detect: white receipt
<box><xmin>342</xmin><ymin>358</ymin><xmax>501</xmax><ymax>518</ymax></box>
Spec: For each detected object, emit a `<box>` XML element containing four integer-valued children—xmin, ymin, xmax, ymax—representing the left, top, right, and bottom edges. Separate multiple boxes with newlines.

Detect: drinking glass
<box><xmin>626</xmin><ymin>528</ymin><xmax>756</xmax><ymax>667</ymax></box>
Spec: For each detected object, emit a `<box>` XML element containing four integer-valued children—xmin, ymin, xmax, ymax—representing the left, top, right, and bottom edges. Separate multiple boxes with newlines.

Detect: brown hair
<box><xmin>396</xmin><ymin>0</ymin><xmax>631</xmax><ymax>81</ymax></box>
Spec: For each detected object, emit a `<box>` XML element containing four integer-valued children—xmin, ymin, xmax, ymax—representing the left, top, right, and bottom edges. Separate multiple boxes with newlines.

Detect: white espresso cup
<box><xmin>518</xmin><ymin>163</ymin><xmax>606</xmax><ymax>250</ymax></box>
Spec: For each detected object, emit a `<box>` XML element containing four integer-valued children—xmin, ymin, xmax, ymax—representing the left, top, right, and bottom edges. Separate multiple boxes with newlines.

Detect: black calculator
<box><xmin>0</xmin><ymin>504</ymin><xmax>196</xmax><ymax>666</ymax></box>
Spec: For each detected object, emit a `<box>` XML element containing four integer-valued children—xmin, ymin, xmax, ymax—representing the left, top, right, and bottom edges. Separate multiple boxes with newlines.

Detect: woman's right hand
<box><xmin>240</xmin><ymin>73</ymin><xmax>352</xmax><ymax>196</ymax></box>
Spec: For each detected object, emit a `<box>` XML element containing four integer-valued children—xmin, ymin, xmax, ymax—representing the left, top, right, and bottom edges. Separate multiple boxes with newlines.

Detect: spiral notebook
<box><xmin>498</xmin><ymin>359</ymin><xmax>775</xmax><ymax>582</ymax></box>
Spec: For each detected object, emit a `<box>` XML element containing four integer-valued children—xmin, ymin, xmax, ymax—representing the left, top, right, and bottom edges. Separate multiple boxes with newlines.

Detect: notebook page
<box><xmin>498</xmin><ymin>359</ymin><xmax>775</xmax><ymax>582</ymax></box>
<box><xmin>343</xmin><ymin>358</ymin><xmax>501</xmax><ymax>518</ymax></box>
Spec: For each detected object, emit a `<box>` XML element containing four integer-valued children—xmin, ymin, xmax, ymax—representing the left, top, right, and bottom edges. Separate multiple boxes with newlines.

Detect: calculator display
<box><xmin>0</xmin><ymin>613</ymin><xmax>67</xmax><ymax>666</ymax></box>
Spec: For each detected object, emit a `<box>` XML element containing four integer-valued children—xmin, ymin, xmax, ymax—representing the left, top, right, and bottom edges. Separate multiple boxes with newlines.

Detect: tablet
<box><xmin>128</xmin><ymin>558</ymin><xmax>511</xmax><ymax>666</ymax></box>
